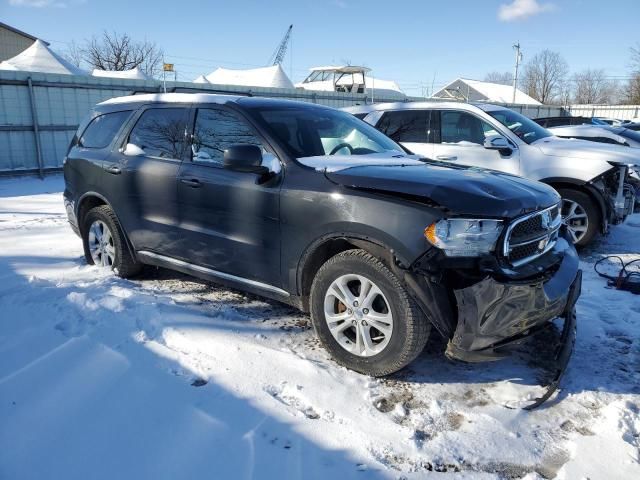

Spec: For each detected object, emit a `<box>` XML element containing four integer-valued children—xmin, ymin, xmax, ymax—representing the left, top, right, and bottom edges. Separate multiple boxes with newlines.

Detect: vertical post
<box><xmin>27</xmin><ymin>77</ymin><xmax>44</xmax><ymax>179</ymax></box>
<box><xmin>512</xmin><ymin>42</ymin><xmax>522</xmax><ymax>104</ymax></box>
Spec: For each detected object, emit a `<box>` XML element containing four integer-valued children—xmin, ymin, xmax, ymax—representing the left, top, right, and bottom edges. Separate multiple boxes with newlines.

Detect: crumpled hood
<box><xmin>535</xmin><ymin>137</ymin><xmax>640</xmax><ymax>166</ymax></box>
<box><xmin>317</xmin><ymin>156</ymin><xmax>560</xmax><ymax>218</ymax></box>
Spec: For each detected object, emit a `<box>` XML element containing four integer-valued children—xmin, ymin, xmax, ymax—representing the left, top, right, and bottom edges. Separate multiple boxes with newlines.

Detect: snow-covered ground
<box><xmin>0</xmin><ymin>175</ymin><xmax>638</xmax><ymax>480</ymax></box>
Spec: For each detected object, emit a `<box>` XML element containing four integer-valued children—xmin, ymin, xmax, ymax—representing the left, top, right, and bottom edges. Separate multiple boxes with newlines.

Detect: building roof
<box><xmin>205</xmin><ymin>65</ymin><xmax>294</xmax><ymax>89</ymax></box>
<box><xmin>433</xmin><ymin>78</ymin><xmax>541</xmax><ymax>105</ymax></box>
<box><xmin>92</xmin><ymin>67</ymin><xmax>151</xmax><ymax>80</ymax></box>
<box><xmin>0</xmin><ymin>39</ymin><xmax>86</xmax><ymax>75</ymax></box>
<box><xmin>0</xmin><ymin>22</ymin><xmax>48</xmax><ymax>45</ymax></box>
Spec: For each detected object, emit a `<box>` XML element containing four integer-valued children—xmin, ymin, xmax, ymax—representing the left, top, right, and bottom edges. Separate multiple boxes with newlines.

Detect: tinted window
<box><xmin>377</xmin><ymin>110</ymin><xmax>429</xmax><ymax>143</ymax></box>
<box><xmin>79</xmin><ymin>111</ymin><xmax>131</xmax><ymax>149</ymax></box>
<box><xmin>352</xmin><ymin>113</ymin><xmax>368</xmax><ymax>120</ymax></box>
<box><xmin>129</xmin><ymin>108</ymin><xmax>189</xmax><ymax>159</ymax></box>
<box><xmin>192</xmin><ymin>108</ymin><xmax>264</xmax><ymax>165</ymax></box>
<box><xmin>440</xmin><ymin>111</ymin><xmax>494</xmax><ymax>145</ymax></box>
<box><xmin>249</xmin><ymin>106</ymin><xmax>403</xmax><ymax>159</ymax></box>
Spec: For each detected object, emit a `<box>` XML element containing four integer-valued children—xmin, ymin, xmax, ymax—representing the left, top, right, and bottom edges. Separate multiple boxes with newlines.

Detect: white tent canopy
<box><xmin>205</xmin><ymin>65</ymin><xmax>294</xmax><ymax>89</ymax></box>
<box><xmin>92</xmin><ymin>67</ymin><xmax>150</xmax><ymax>80</ymax></box>
<box><xmin>0</xmin><ymin>39</ymin><xmax>86</xmax><ymax>76</ymax></box>
<box><xmin>432</xmin><ymin>78</ymin><xmax>541</xmax><ymax>105</ymax></box>
<box><xmin>192</xmin><ymin>74</ymin><xmax>210</xmax><ymax>84</ymax></box>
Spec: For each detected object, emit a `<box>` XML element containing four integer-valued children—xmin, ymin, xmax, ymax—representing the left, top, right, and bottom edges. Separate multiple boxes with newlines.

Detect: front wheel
<box><xmin>310</xmin><ymin>249</ymin><xmax>430</xmax><ymax>376</ymax></box>
<box><xmin>82</xmin><ymin>205</ymin><xmax>142</xmax><ymax>278</ymax></box>
<box><xmin>558</xmin><ymin>188</ymin><xmax>600</xmax><ymax>247</ymax></box>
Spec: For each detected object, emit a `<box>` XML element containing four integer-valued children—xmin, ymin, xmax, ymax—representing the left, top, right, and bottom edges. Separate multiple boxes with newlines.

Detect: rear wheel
<box><xmin>558</xmin><ymin>188</ymin><xmax>600</xmax><ymax>247</ymax></box>
<box><xmin>310</xmin><ymin>249</ymin><xmax>430</xmax><ymax>376</ymax></box>
<box><xmin>82</xmin><ymin>205</ymin><xmax>142</xmax><ymax>278</ymax></box>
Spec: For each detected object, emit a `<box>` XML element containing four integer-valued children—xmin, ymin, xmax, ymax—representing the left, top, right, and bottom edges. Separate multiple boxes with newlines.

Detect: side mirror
<box><xmin>483</xmin><ymin>135</ymin><xmax>512</xmax><ymax>155</ymax></box>
<box><xmin>122</xmin><ymin>143</ymin><xmax>145</xmax><ymax>157</ymax></box>
<box><xmin>223</xmin><ymin>144</ymin><xmax>268</xmax><ymax>174</ymax></box>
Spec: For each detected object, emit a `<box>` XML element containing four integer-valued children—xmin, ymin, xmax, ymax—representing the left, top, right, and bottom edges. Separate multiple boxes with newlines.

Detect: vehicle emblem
<box><xmin>538</xmin><ymin>236</ymin><xmax>549</xmax><ymax>251</ymax></box>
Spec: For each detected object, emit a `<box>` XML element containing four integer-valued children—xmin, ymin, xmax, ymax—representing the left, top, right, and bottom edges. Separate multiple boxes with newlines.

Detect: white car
<box><xmin>345</xmin><ymin>102</ymin><xmax>638</xmax><ymax>246</ymax></box>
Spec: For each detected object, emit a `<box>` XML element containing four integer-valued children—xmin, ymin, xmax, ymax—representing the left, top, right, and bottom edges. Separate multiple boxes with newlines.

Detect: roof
<box><xmin>343</xmin><ymin>101</ymin><xmax>492</xmax><ymax>115</ymax></box>
<box><xmin>92</xmin><ymin>67</ymin><xmax>151</xmax><ymax>80</ymax></box>
<box><xmin>0</xmin><ymin>22</ymin><xmax>48</xmax><ymax>45</ymax></box>
<box><xmin>205</xmin><ymin>65</ymin><xmax>294</xmax><ymax>89</ymax></box>
<box><xmin>0</xmin><ymin>39</ymin><xmax>86</xmax><ymax>75</ymax></box>
<box><xmin>309</xmin><ymin>65</ymin><xmax>372</xmax><ymax>73</ymax></box>
<box><xmin>432</xmin><ymin>78</ymin><xmax>541</xmax><ymax>105</ymax></box>
<box><xmin>192</xmin><ymin>74</ymin><xmax>210</xmax><ymax>84</ymax></box>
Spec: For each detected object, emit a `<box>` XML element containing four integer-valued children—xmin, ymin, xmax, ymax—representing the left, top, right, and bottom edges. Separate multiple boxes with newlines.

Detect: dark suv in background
<box><xmin>63</xmin><ymin>94</ymin><xmax>581</xmax><ymax>376</ymax></box>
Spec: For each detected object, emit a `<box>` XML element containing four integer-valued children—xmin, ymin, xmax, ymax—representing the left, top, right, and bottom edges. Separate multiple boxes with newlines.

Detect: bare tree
<box><xmin>80</xmin><ymin>31</ymin><xmax>164</xmax><ymax>77</ymax></box>
<box><xmin>62</xmin><ymin>40</ymin><xmax>83</xmax><ymax>68</ymax></box>
<box><xmin>520</xmin><ymin>50</ymin><xmax>569</xmax><ymax>104</ymax></box>
<box><xmin>572</xmin><ymin>69</ymin><xmax>613</xmax><ymax>104</ymax></box>
<box><xmin>626</xmin><ymin>43</ymin><xmax>640</xmax><ymax>104</ymax></box>
<box><xmin>484</xmin><ymin>71</ymin><xmax>513</xmax><ymax>85</ymax></box>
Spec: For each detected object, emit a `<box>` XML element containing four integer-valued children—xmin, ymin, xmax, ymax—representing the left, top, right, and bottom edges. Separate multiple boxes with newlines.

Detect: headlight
<box><xmin>424</xmin><ymin>218</ymin><xmax>503</xmax><ymax>257</ymax></box>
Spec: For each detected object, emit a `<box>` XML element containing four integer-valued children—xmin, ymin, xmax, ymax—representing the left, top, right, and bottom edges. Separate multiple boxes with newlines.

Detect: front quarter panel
<box><xmin>280</xmin><ymin>168</ymin><xmax>441</xmax><ymax>294</ymax></box>
<box><xmin>519</xmin><ymin>144</ymin><xmax>612</xmax><ymax>182</ymax></box>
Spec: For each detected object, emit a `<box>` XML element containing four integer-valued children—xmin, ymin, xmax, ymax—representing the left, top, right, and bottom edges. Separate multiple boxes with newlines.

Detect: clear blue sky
<box><xmin>2</xmin><ymin>0</ymin><xmax>638</xmax><ymax>95</ymax></box>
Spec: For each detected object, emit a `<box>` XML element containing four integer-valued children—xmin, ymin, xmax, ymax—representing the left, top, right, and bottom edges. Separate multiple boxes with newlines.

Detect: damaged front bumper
<box><xmin>445</xmin><ymin>234</ymin><xmax>581</xmax><ymax>362</ymax></box>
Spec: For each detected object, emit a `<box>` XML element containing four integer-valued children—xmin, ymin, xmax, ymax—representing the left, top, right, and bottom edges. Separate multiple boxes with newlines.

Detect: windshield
<box><xmin>487</xmin><ymin>109</ymin><xmax>552</xmax><ymax>145</ymax></box>
<box><xmin>248</xmin><ymin>106</ymin><xmax>404</xmax><ymax>159</ymax></box>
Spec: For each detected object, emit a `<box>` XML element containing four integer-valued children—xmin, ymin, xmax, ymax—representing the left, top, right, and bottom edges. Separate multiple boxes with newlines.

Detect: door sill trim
<box><xmin>137</xmin><ymin>250</ymin><xmax>290</xmax><ymax>297</ymax></box>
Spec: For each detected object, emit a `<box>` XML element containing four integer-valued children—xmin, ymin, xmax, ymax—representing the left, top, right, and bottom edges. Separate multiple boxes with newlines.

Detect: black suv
<box><xmin>64</xmin><ymin>94</ymin><xmax>582</xmax><ymax>376</ymax></box>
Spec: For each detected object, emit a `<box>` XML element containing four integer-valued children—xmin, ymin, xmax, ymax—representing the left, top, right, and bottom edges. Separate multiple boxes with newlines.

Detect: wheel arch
<box><xmin>76</xmin><ymin>192</ymin><xmax>138</xmax><ymax>260</ymax></box>
<box><xmin>296</xmin><ymin>234</ymin><xmax>401</xmax><ymax>312</ymax></box>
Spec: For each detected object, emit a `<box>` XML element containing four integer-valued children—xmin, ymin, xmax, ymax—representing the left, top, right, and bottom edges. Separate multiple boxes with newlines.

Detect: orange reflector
<box><xmin>424</xmin><ymin>223</ymin><xmax>437</xmax><ymax>244</ymax></box>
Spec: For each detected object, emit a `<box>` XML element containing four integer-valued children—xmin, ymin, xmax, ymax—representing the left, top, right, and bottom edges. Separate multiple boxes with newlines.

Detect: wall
<box><xmin>0</xmin><ymin>25</ymin><xmax>35</xmax><ymax>63</ymax></box>
<box><xmin>0</xmin><ymin>70</ymin><xmax>566</xmax><ymax>175</ymax></box>
<box><xmin>568</xmin><ymin>104</ymin><xmax>640</xmax><ymax>121</ymax></box>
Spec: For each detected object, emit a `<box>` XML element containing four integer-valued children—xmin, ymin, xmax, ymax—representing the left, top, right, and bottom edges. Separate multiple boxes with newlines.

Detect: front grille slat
<box><xmin>503</xmin><ymin>205</ymin><xmax>561</xmax><ymax>267</ymax></box>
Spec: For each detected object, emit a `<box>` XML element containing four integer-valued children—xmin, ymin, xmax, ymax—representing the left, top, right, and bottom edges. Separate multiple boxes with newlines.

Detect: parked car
<box><xmin>533</xmin><ymin>116</ymin><xmax>608</xmax><ymax>128</ymax></box>
<box><xmin>549</xmin><ymin>124</ymin><xmax>640</xmax><ymax>208</ymax></box>
<box><xmin>64</xmin><ymin>93</ymin><xmax>582</xmax><ymax>376</ymax></box>
<box><xmin>345</xmin><ymin>102</ymin><xmax>638</xmax><ymax>247</ymax></box>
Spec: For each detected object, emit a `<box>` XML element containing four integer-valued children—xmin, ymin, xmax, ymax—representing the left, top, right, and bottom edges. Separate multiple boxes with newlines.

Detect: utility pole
<box><xmin>512</xmin><ymin>42</ymin><xmax>523</xmax><ymax>104</ymax></box>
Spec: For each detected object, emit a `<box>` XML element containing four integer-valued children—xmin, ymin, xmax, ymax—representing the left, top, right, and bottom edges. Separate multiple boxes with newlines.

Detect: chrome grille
<box><xmin>503</xmin><ymin>204</ymin><xmax>562</xmax><ymax>267</ymax></box>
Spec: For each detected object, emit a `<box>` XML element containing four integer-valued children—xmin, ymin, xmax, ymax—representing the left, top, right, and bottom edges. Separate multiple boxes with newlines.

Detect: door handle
<box><xmin>180</xmin><ymin>178</ymin><xmax>202</xmax><ymax>188</ymax></box>
<box><xmin>436</xmin><ymin>155</ymin><xmax>457</xmax><ymax>161</ymax></box>
<box><xmin>104</xmin><ymin>165</ymin><xmax>121</xmax><ymax>175</ymax></box>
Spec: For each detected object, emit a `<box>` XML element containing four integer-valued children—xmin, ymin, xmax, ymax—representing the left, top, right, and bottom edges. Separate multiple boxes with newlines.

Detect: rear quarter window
<box><xmin>79</xmin><ymin>111</ymin><xmax>132</xmax><ymax>149</ymax></box>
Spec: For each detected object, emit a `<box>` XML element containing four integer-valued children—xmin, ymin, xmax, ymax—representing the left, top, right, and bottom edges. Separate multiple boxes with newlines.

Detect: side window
<box><xmin>129</xmin><ymin>108</ymin><xmax>189</xmax><ymax>159</ymax></box>
<box><xmin>440</xmin><ymin>111</ymin><xmax>494</xmax><ymax>145</ymax></box>
<box><xmin>377</xmin><ymin>110</ymin><xmax>429</xmax><ymax>143</ymax></box>
<box><xmin>79</xmin><ymin>111</ymin><xmax>131</xmax><ymax>149</ymax></box>
<box><xmin>192</xmin><ymin>108</ymin><xmax>265</xmax><ymax>166</ymax></box>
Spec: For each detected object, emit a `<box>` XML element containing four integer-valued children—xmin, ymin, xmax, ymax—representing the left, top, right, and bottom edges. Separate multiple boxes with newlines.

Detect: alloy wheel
<box><xmin>88</xmin><ymin>220</ymin><xmax>116</xmax><ymax>267</ymax></box>
<box><xmin>323</xmin><ymin>274</ymin><xmax>394</xmax><ymax>357</ymax></box>
<box><xmin>561</xmin><ymin>198</ymin><xmax>589</xmax><ymax>244</ymax></box>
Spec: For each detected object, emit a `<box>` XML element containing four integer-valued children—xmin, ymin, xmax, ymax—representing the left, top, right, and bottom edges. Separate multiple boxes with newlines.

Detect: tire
<box><xmin>310</xmin><ymin>249</ymin><xmax>430</xmax><ymax>376</ymax></box>
<box><xmin>557</xmin><ymin>188</ymin><xmax>601</xmax><ymax>247</ymax></box>
<box><xmin>82</xmin><ymin>205</ymin><xmax>142</xmax><ymax>278</ymax></box>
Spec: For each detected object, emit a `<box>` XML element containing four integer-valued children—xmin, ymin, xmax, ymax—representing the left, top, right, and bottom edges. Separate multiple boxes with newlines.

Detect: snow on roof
<box><xmin>92</xmin><ymin>67</ymin><xmax>151</xmax><ymax>80</ymax></box>
<box><xmin>192</xmin><ymin>74</ymin><xmax>210</xmax><ymax>84</ymax></box>
<box><xmin>205</xmin><ymin>64</ymin><xmax>294</xmax><ymax>89</ymax></box>
<box><xmin>309</xmin><ymin>65</ymin><xmax>372</xmax><ymax>73</ymax></box>
<box><xmin>0</xmin><ymin>39</ymin><xmax>86</xmax><ymax>75</ymax></box>
<box><xmin>433</xmin><ymin>78</ymin><xmax>541</xmax><ymax>105</ymax></box>
<box><xmin>99</xmin><ymin>92</ymin><xmax>242</xmax><ymax>106</ymax></box>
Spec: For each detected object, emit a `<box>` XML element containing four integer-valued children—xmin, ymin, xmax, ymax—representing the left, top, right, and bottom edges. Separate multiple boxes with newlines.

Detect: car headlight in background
<box><xmin>424</xmin><ymin>219</ymin><xmax>503</xmax><ymax>257</ymax></box>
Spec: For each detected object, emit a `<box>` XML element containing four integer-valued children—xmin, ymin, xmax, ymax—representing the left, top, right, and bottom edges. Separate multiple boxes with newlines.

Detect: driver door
<box><xmin>431</xmin><ymin>110</ymin><xmax>520</xmax><ymax>174</ymax></box>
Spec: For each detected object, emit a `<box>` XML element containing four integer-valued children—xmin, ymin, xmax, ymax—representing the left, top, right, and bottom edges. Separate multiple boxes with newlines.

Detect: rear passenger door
<box><xmin>102</xmin><ymin>105</ymin><xmax>191</xmax><ymax>256</ymax></box>
<box><xmin>175</xmin><ymin>106</ymin><xmax>282</xmax><ymax>287</ymax></box>
<box><xmin>375</xmin><ymin>110</ymin><xmax>434</xmax><ymax>157</ymax></box>
<box><xmin>431</xmin><ymin>110</ymin><xmax>520</xmax><ymax>174</ymax></box>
